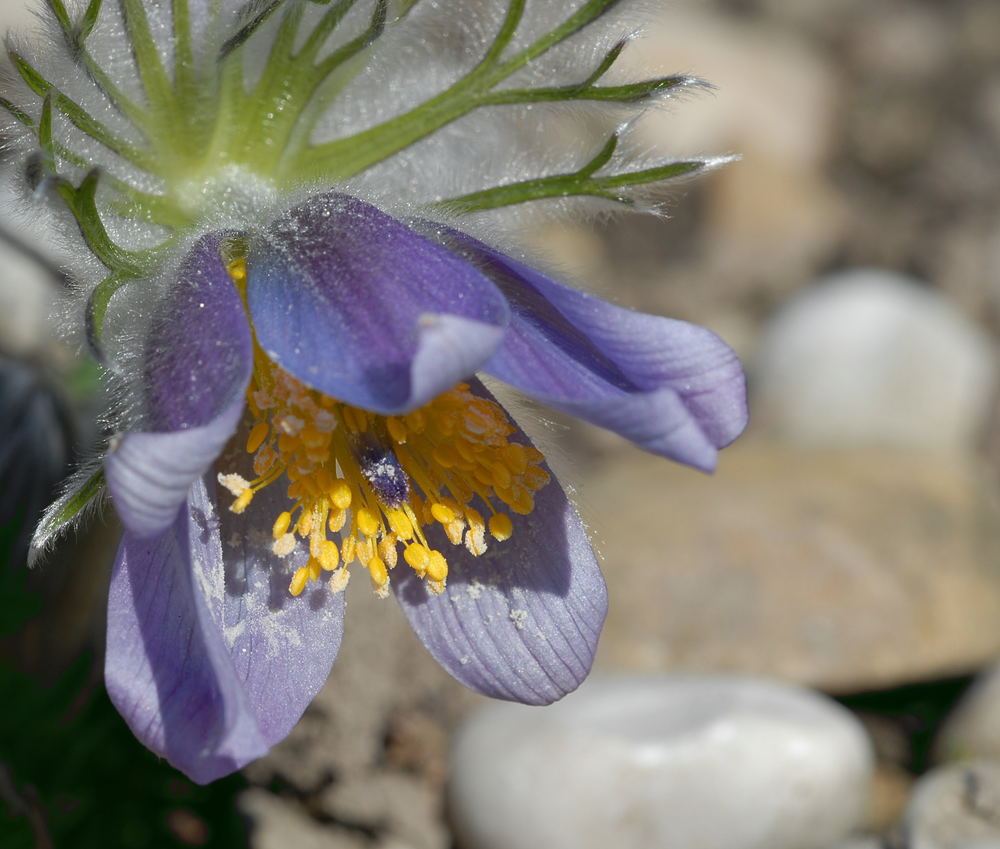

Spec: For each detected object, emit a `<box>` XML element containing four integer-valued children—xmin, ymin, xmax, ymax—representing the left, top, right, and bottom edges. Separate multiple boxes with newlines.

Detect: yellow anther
<box><xmin>430</xmin><ymin>503</ymin><xmax>456</xmax><ymax>524</ymax></box>
<box><xmin>227</xmin><ymin>258</ymin><xmax>247</xmax><ymax>284</ymax></box>
<box><xmin>489</xmin><ymin>513</ymin><xmax>513</xmax><ymax>541</ymax></box>
<box><xmin>318</xmin><ymin>539</ymin><xmax>340</xmax><ymax>571</ymax></box>
<box><xmin>510</xmin><ymin>489</ymin><xmax>534</xmax><ymax>516</ymax></box>
<box><xmin>272</xmin><ymin>511</ymin><xmax>292</xmax><ymax>540</ymax></box>
<box><xmin>328</xmin><ymin>508</ymin><xmax>347</xmax><ymax>533</ymax></box>
<box><xmin>464</xmin><ymin>508</ymin><xmax>487</xmax><ymax>555</ymax></box>
<box><xmin>356</xmin><ymin>537</ymin><xmax>374</xmax><ymax>565</ymax></box>
<box><xmin>432</xmin><ymin>445</ymin><xmax>458</xmax><ymax>468</ymax></box>
<box><xmin>444</xmin><ymin>520</ymin><xmax>465</xmax><ymax>546</ymax></box>
<box><xmin>231</xmin><ymin>489</ymin><xmax>254</xmax><ymax>514</ymax></box>
<box><xmin>357</xmin><ymin>507</ymin><xmax>379</xmax><ymax>538</ymax></box>
<box><xmin>473</xmin><ymin>465</ymin><xmax>494</xmax><ymax>488</ymax></box>
<box><xmin>315</xmin><ymin>468</ymin><xmax>334</xmax><ymax>492</ymax></box>
<box><xmin>504</xmin><ymin>444</ymin><xmax>529</xmax><ymax>474</ymax></box>
<box><xmin>329</xmin><ymin>567</ymin><xmax>350</xmax><ymax>594</ymax></box>
<box><xmin>368</xmin><ymin>556</ymin><xmax>389</xmax><ymax>589</ymax></box>
<box><xmin>387</xmin><ymin>417</ymin><xmax>407</xmax><ymax>444</ymax></box>
<box><xmin>524</xmin><ymin>466</ymin><xmax>550</xmax><ymax>489</ymax></box>
<box><xmin>491</xmin><ymin>461</ymin><xmax>511</xmax><ymax>490</ymax></box>
<box><xmin>246</xmin><ymin>421</ymin><xmax>269</xmax><ymax>454</ymax></box>
<box><xmin>330</xmin><ymin>479</ymin><xmax>352</xmax><ymax>510</ymax></box>
<box><xmin>341</xmin><ymin>535</ymin><xmax>357</xmax><ymax>565</ymax></box>
<box><xmin>386</xmin><ymin>508</ymin><xmax>413</xmax><ymax>540</ymax></box>
<box><xmin>289</xmin><ymin>567</ymin><xmax>309</xmax><ymax>597</ymax></box>
<box><xmin>404</xmin><ymin>543</ymin><xmax>431</xmax><ymax>576</ymax></box>
<box><xmin>307</xmin><ymin>558</ymin><xmax>323</xmax><ymax>581</ymax></box>
<box><xmin>426</xmin><ymin>551</ymin><xmax>448</xmax><ymax>583</ymax></box>
<box><xmin>218</xmin><ymin>473</ymin><xmax>250</xmax><ymax>497</ymax></box>
<box><xmin>301</xmin><ymin>427</ymin><xmax>325</xmax><ymax>448</ymax></box>
<box><xmin>253</xmin><ymin>445</ymin><xmax>276</xmax><ymax>476</ymax></box>
<box><xmin>296</xmin><ymin>509</ymin><xmax>313</xmax><ymax>537</ymax></box>
<box><xmin>378</xmin><ymin>535</ymin><xmax>398</xmax><ymax>568</ymax></box>
<box><xmin>405</xmin><ymin>408</ymin><xmax>426</xmax><ymax>432</ymax></box>
<box><xmin>272</xmin><ymin>533</ymin><xmax>296</xmax><ymax>558</ymax></box>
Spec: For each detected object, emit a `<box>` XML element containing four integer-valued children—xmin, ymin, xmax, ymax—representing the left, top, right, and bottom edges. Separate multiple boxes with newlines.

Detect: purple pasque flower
<box><xmin>102</xmin><ymin>191</ymin><xmax>746</xmax><ymax>783</ymax></box>
<box><xmin>5</xmin><ymin>0</ymin><xmax>749</xmax><ymax>784</ymax></box>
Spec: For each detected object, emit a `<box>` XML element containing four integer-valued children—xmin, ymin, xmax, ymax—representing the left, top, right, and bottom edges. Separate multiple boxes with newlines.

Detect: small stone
<box><xmin>239</xmin><ymin>789</ymin><xmax>361</xmax><ymax>849</ymax></box>
<box><xmin>449</xmin><ymin>675</ymin><xmax>874</xmax><ymax>849</ymax></box>
<box><xmin>753</xmin><ymin>269</ymin><xmax>997</xmax><ymax>450</ymax></box>
<box><xmin>903</xmin><ymin>762</ymin><xmax>1000</xmax><ymax>849</ymax></box>
<box><xmin>826</xmin><ymin>839</ymin><xmax>884</xmax><ymax>849</ymax></box>
<box><xmin>934</xmin><ymin>663</ymin><xmax>1000</xmax><ymax>764</ymax></box>
<box><xmin>583</xmin><ymin>442</ymin><xmax>1000</xmax><ymax>693</ymax></box>
<box><xmin>321</xmin><ymin>772</ymin><xmax>448</xmax><ymax>849</ymax></box>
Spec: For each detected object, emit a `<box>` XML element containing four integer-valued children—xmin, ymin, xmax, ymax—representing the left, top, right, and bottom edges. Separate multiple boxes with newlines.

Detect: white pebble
<box><xmin>449</xmin><ymin>675</ymin><xmax>873</xmax><ymax>849</ymax></box>
<box><xmin>753</xmin><ymin>269</ymin><xmax>996</xmax><ymax>450</ymax></box>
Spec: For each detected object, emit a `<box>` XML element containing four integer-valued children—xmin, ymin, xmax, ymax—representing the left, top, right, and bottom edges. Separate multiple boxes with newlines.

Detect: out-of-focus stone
<box><xmin>581</xmin><ymin>441</ymin><xmax>1000</xmax><ymax>693</ymax></box>
<box><xmin>622</xmin><ymin>10</ymin><xmax>838</xmax><ymax>171</ymax></box>
<box><xmin>903</xmin><ymin>762</ymin><xmax>1000</xmax><ymax>849</ymax></box>
<box><xmin>449</xmin><ymin>674</ymin><xmax>873</xmax><ymax>849</ymax></box>
<box><xmin>239</xmin><ymin>789</ymin><xmax>366</xmax><ymax>849</ymax></box>
<box><xmin>934</xmin><ymin>664</ymin><xmax>1000</xmax><ymax>765</ymax></box>
<box><xmin>321</xmin><ymin>772</ymin><xmax>448</xmax><ymax>849</ymax></box>
<box><xmin>616</xmin><ymin>7</ymin><xmax>846</xmax><ymax>289</ymax></box>
<box><xmin>752</xmin><ymin>270</ymin><xmax>997</xmax><ymax>451</ymax></box>
<box><xmin>868</xmin><ymin>764</ymin><xmax>914</xmax><ymax>834</ymax></box>
<box><xmin>826</xmin><ymin>838</ymin><xmax>884</xmax><ymax>849</ymax></box>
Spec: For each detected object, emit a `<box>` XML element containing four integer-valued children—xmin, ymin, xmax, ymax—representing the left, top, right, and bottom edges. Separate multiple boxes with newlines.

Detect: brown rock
<box><xmin>582</xmin><ymin>441</ymin><xmax>1000</xmax><ymax>693</ymax></box>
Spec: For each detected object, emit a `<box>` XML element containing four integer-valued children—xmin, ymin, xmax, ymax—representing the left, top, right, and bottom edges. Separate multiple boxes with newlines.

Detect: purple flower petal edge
<box><xmin>441</xmin><ymin>231</ymin><xmax>748</xmax><ymax>471</ymax></box>
<box><xmin>246</xmin><ymin>193</ymin><xmax>509</xmax><ymax>415</ymax></box>
<box><xmin>105</xmin><ymin>234</ymin><xmax>253</xmax><ymax>538</ymax></box>
<box><xmin>106</xmin><ymin>475</ymin><xmax>346</xmax><ymax>783</ymax></box>
<box><xmin>393</xmin><ymin>381</ymin><xmax>607</xmax><ymax>705</ymax></box>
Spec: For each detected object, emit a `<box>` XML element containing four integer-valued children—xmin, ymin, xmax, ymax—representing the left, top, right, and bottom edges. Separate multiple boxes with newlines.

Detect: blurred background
<box><xmin>1</xmin><ymin>0</ymin><xmax>999</xmax><ymax>847</ymax></box>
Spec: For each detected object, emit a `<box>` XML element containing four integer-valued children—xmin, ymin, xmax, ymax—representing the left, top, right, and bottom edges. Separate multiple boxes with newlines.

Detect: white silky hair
<box><xmin>2</xmin><ymin>0</ymin><xmax>707</xmax><ymax>428</ymax></box>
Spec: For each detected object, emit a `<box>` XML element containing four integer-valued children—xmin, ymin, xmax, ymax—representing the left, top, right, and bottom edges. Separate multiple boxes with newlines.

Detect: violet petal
<box><xmin>247</xmin><ymin>193</ymin><xmax>509</xmax><ymax>414</ymax></box>
<box><xmin>452</xmin><ymin>234</ymin><xmax>747</xmax><ymax>471</ymax></box>
<box><xmin>105</xmin><ymin>234</ymin><xmax>253</xmax><ymax>538</ymax></box>
<box><xmin>106</xmin><ymin>475</ymin><xmax>345</xmax><ymax>784</ymax></box>
<box><xmin>392</xmin><ymin>383</ymin><xmax>606</xmax><ymax>705</ymax></box>
<box><xmin>144</xmin><ymin>232</ymin><xmax>253</xmax><ymax>431</ymax></box>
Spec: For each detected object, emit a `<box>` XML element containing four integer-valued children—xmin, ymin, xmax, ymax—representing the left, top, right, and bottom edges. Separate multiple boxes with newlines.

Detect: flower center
<box><xmin>218</xmin><ymin>260</ymin><xmax>549</xmax><ymax>598</ymax></box>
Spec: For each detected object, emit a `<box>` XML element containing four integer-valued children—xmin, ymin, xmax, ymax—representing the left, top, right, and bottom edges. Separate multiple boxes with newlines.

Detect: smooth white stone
<box><xmin>753</xmin><ymin>269</ymin><xmax>997</xmax><ymax>450</ymax></box>
<box><xmin>449</xmin><ymin>675</ymin><xmax>874</xmax><ymax>849</ymax></box>
<box><xmin>935</xmin><ymin>662</ymin><xmax>1000</xmax><ymax>763</ymax></box>
<box><xmin>903</xmin><ymin>762</ymin><xmax>1000</xmax><ymax>849</ymax></box>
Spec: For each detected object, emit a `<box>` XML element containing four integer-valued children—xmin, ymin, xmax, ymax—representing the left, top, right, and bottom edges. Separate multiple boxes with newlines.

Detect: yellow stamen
<box><xmin>357</xmin><ymin>507</ymin><xmax>379</xmax><ymax>538</ymax></box>
<box><xmin>219</xmin><ymin>262</ymin><xmax>550</xmax><ymax>599</ymax></box>
<box><xmin>231</xmin><ymin>489</ymin><xmax>254</xmax><ymax>514</ymax></box>
<box><xmin>368</xmin><ymin>556</ymin><xmax>389</xmax><ymax>589</ymax></box>
<box><xmin>489</xmin><ymin>513</ymin><xmax>513</xmax><ymax>541</ymax></box>
<box><xmin>272</xmin><ymin>511</ymin><xmax>292</xmax><ymax>540</ymax></box>
<box><xmin>246</xmin><ymin>421</ymin><xmax>269</xmax><ymax>454</ymax></box>
<box><xmin>426</xmin><ymin>551</ymin><xmax>448</xmax><ymax>583</ymax></box>
<box><xmin>404</xmin><ymin>543</ymin><xmax>431</xmax><ymax>576</ymax></box>
<box><xmin>318</xmin><ymin>539</ymin><xmax>340</xmax><ymax>571</ymax></box>
<box><xmin>227</xmin><ymin>258</ymin><xmax>247</xmax><ymax>284</ymax></box>
<box><xmin>430</xmin><ymin>502</ymin><xmax>456</xmax><ymax>524</ymax></box>
<box><xmin>289</xmin><ymin>567</ymin><xmax>309</xmax><ymax>597</ymax></box>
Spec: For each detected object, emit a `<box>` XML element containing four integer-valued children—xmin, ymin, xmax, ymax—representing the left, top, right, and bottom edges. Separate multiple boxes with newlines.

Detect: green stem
<box><xmin>293</xmin><ymin>0</ymin><xmax>626</xmax><ymax>180</ymax></box>
<box><xmin>439</xmin><ymin>159</ymin><xmax>704</xmax><ymax>213</ymax></box>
